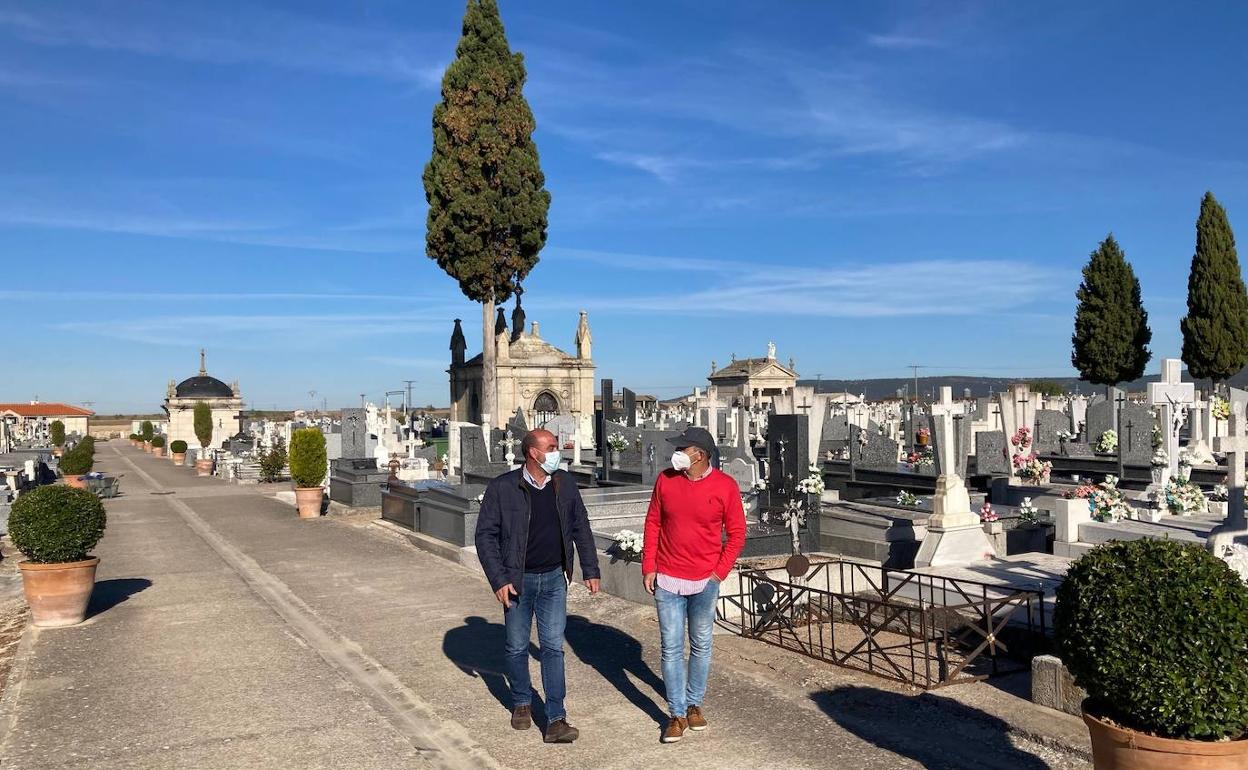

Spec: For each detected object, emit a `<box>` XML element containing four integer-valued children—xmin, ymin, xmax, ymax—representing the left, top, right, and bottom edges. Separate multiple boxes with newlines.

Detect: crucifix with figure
<box><xmin>1146</xmin><ymin>359</ymin><xmax>1195</xmax><ymax>479</ymax></box>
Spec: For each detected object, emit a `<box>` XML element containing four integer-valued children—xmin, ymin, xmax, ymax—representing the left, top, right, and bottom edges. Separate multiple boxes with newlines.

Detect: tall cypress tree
<box><xmin>424</xmin><ymin>0</ymin><xmax>550</xmax><ymax>427</ymax></box>
<box><xmin>1071</xmin><ymin>234</ymin><xmax>1152</xmax><ymax>385</ymax></box>
<box><xmin>1180</xmin><ymin>192</ymin><xmax>1248</xmax><ymax>389</ymax></box>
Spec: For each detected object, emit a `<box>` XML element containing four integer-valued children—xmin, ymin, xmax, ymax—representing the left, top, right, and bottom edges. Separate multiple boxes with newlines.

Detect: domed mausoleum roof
<box><xmin>173</xmin><ymin>349</ymin><xmax>235</xmax><ymax>399</ymax></box>
<box><xmin>175</xmin><ymin>375</ymin><xmax>234</xmax><ymax>399</ymax></box>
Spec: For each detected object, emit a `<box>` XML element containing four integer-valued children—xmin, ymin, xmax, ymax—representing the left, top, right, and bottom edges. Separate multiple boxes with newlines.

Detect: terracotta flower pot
<box><xmin>294</xmin><ymin>486</ymin><xmax>323</xmax><ymax>519</ymax></box>
<box><xmin>144</xmin><ymin>441</ymin><xmax>153</xmax><ymax>452</ymax></box>
<box><xmin>1083</xmin><ymin>708</ymin><xmax>1248</xmax><ymax>770</ymax></box>
<box><xmin>154</xmin><ymin>447</ymin><xmax>165</xmax><ymax>457</ymax></box>
<box><xmin>19</xmin><ymin>557</ymin><xmax>100</xmax><ymax>627</ymax></box>
<box><xmin>171</xmin><ymin>452</ymin><xmax>186</xmax><ymax>466</ymax></box>
<box><xmin>195</xmin><ymin>458</ymin><xmax>214</xmax><ymax>477</ymax></box>
<box><xmin>52</xmin><ymin>448</ymin><xmax>64</xmax><ymax>458</ymax></box>
<box><xmin>63</xmin><ymin>475</ymin><xmax>87</xmax><ymax>489</ymax></box>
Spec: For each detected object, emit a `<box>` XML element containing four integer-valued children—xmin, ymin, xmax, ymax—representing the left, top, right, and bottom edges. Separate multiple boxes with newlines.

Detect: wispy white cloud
<box><xmin>866</xmin><ymin>34</ymin><xmax>945</xmax><ymax>50</ymax></box>
<box><xmin>0</xmin><ymin>3</ymin><xmax>445</xmax><ymax>86</ymax></box>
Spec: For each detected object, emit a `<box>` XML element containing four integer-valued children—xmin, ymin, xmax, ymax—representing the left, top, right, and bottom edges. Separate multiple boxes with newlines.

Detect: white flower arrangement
<box><xmin>1094</xmin><ymin>430</ymin><xmax>1118</xmax><ymax>454</ymax></box>
<box><xmin>1017</xmin><ymin>497</ymin><xmax>1040</xmax><ymax>525</ymax></box>
<box><xmin>1178</xmin><ymin>450</ymin><xmax>1194</xmax><ymax>468</ymax></box>
<box><xmin>896</xmin><ymin>490</ymin><xmax>922</xmax><ymax>507</ymax></box>
<box><xmin>613</xmin><ymin>529</ymin><xmax>644</xmax><ymax>557</ymax></box>
<box><xmin>1212</xmin><ymin>396</ymin><xmax>1232</xmax><ymax>421</ymax></box>
<box><xmin>1150</xmin><ymin>447</ymin><xmax>1169</xmax><ymax>468</ymax></box>
<box><xmin>1088</xmin><ymin>476</ymin><xmax>1132</xmax><ymax>523</ymax></box>
<box><xmin>1211</xmin><ymin>484</ymin><xmax>1230</xmax><ymax>502</ymax></box>
<box><xmin>1164</xmin><ymin>477</ymin><xmax>1207</xmax><ymax>515</ymax></box>
<box><xmin>796</xmin><ymin>463</ymin><xmax>825</xmax><ymax>496</ymax></box>
<box><xmin>606</xmin><ymin>433</ymin><xmax>629</xmax><ymax>452</ymax></box>
<box><xmin>1056</xmin><ymin>430</ymin><xmax>1075</xmax><ymax>442</ymax></box>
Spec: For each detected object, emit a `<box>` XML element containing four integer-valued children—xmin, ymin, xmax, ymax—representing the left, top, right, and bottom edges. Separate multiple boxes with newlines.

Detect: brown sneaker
<box><xmin>543</xmin><ymin>719</ymin><xmax>579</xmax><ymax>744</ymax></box>
<box><xmin>661</xmin><ymin>716</ymin><xmax>688</xmax><ymax>743</ymax></box>
<box><xmin>510</xmin><ymin>705</ymin><xmax>531</xmax><ymax>730</ymax></box>
<box><xmin>686</xmin><ymin>705</ymin><xmax>708</xmax><ymax>731</ymax></box>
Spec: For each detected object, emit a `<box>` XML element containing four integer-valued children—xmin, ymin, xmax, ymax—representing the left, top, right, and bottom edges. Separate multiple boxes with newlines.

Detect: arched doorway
<box><xmin>533</xmin><ymin>391</ymin><xmax>559</xmax><ymax>427</ymax></box>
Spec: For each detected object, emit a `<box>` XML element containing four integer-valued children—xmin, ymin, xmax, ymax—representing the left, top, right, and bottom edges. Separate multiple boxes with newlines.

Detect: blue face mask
<box><xmin>540</xmin><ymin>450</ymin><xmax>562</xmax><ymax>474</ymax></box>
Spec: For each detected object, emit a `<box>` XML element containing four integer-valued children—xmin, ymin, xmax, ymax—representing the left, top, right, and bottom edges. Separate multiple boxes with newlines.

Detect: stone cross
<box><xmin>1147</xmin><ymin>358</ymin><xmax>1195</xmax><ymax>478</ymax></box>
<box><xmin>928</xmin><ymin>386</ymin><xmax>961</xmax><ymax>480</ymax></box>
<box><xmin>1213</xmin><ymin>406</ymin><xmax>1248</xmax><ymax>537</ymax></box>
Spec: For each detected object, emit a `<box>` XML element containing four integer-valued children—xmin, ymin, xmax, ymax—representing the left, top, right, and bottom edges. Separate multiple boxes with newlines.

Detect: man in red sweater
<box><xmin>641</xmin><ymin>426</ymin><xmax>746</xmax><ymax>744</ymax></box>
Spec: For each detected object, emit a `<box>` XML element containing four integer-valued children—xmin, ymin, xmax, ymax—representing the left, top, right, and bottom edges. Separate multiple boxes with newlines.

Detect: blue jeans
<box><xmin>655</xmin><ymin>580</ymin><xmax>720</xmax><ymax>718</ymax></box>
<box><xmin>503</xmin><ymin>568</ymin><xmax>568</xmax><ymax>721</ymax></box>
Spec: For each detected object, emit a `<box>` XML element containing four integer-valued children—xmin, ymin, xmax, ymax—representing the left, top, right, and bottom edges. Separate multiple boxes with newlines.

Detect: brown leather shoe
<box><xmin>510</xmin><ymin>705</ymin><xmax>531</xmax><ymax>730</ymax></box>
<box><xmin>661</xmin><ymin>716</ymin><xmax>688</xmax><ymax>743</ymax></box>
<box><xmin>686</xmin><ymin>705</ymin><xmax>708</xmax><ymax>731</ymax></box>
<box><xmin>543</xmin><ymin>719</ymin><xmax>579</xmax><ymax>743</ymax></box>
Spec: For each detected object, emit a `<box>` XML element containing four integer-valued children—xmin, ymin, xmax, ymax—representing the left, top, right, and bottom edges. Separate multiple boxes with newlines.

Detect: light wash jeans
<box><xmin>655</xmin><ymin>579</ymin><xmax>720</xmax><ymax>718</ymax></box>
<box><xmin>503</xmin><ymin>568</ymin><xmax>568</xmax><ymax>721</ymax></box>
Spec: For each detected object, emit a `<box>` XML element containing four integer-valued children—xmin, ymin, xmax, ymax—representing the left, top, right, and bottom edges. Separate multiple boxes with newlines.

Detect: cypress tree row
<box><xmin>1071</xmin><ymin>234</ymin><xmax>1152</xmax><ymax>386</ymax></box>
<box><xmin>1180</xmin><ymin>191</ymin><xmax>1248</xmax><ymax>389</ymax></box>
<box><xmin>423</xmin><ymin>0</ymin><xmax>551</xmax><ymax>427</ymax></box>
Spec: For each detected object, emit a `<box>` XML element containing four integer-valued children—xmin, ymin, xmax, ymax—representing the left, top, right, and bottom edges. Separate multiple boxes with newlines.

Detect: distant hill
<box><xmin>801</xmin><ymin>367</ymin><xmax>1248</xmax><ymax>401</ymax></box>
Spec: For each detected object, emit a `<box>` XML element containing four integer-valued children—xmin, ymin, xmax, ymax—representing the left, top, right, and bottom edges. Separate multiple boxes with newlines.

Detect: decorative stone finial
<box><xmin>576</xmin><ymin>311</ymin><xmax>592</xmax><ymax>360</ymax></box>
<box><xmin>766</xmin><ymin>342</ymin><xmax>776</xmax><ymax>360</ymax></box>
<box><xmin>199</xmin><ymin>348</ymin><xmax>207</xmax><ymax>375</ymax></box>
<box><xmin>531</xmin><ymin>320</ymin><xmax>540</xmax><ymax>338</ymax></box>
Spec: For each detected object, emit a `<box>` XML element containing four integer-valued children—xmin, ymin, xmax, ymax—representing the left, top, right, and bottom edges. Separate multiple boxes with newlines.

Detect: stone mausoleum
<box><xmin>708</xmin><ymin>342</ymin><xmax>799</xmax><ymax>410</ymax></box>
<box><xmin>448</xmin><ymin>305</ymin><xmax>595</xmax><ymax>442</ymax></box>
<box><xmin>163</xmin><ymin>350</ymin><xmax>244</xmax><ymax>450</ymax></box>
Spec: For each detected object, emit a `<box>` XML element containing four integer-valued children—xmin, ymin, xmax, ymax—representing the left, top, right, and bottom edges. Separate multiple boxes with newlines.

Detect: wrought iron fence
<box><xmin>717</xmin><ymin>557</ymin><xmax>1047</xmax><ymax>690</ymax></box>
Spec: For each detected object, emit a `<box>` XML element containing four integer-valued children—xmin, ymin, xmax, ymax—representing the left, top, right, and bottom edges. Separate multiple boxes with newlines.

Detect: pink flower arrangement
<box><xmin>1010</xmin><ymin>427</ymin><xmax>1033</xmax><ymax>450</ymax></box>
<box><xmin>979</xmin><ymin>501</ymin><xmax>999</xmax><ymax>522</ymax></box>
<box><xmin>1063</xmin><ymin>484</ymin><xmax>1098</xmax><ymax>500</ymax></box>
<box><xmin>917</xmin><ymin>427</ymin><xmax>931</xmax><ymax>440</ymax></box>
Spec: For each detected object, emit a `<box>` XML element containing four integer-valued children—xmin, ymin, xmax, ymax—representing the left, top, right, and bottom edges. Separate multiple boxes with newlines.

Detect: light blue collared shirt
<box><xmin>522</xmin><ymin>465</ymin><xmax>551</xmax><ymax>490</ymax></box>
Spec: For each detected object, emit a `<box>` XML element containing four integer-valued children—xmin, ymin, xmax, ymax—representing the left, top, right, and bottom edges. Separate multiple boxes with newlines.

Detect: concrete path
<box><xmin>0</xmin><ymin>443</ymin><xmax>1092</xmax><ymax>769</ymax></box>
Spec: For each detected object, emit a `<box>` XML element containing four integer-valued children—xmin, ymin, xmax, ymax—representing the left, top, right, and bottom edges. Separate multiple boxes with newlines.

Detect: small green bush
<box><xmin>58</xmin><ymin>445</ymin><xmax>94</xmax><ymax>476</ymax></box>
<box><xmin>79</xmin><ymin>435</ymin><xmax>94</xmax><ymax>451</ymax></box>
<box><xmin>288</xmin><ymin>428</ymin><xmax>326</xmax><ymax>488</ymax></box>
<box><xmin>140</xmin><ymin>421</ymin><xmax>153</xmax><ymax>441</ymax></box>
<box><xmin>1055</xmin><ymin>539</ymin><xmax>1248</xmax><ymax>740</ymax></box>
<box><xmin>10</xmin><ymin>485</ymin><xmax>107</xmax><ymax>563</ymax></box>
<box><xmin>193</xmin><ymin>403</ymin><xmax>213</xmax><ymax>448</ymax></box>
<box><xmin>259</xmin><ymin>437</ymin><xmax>287</xmax><ymax>483</ymax></box>
<box><xmin>150</xmin><ymin>436</ymin><xmax>165</xmax><ymax>448</ymax></box>
<box><xmin>49</xmin><ymin>420</ymin><xmax>65</xmax><ymax>447</ymax></box>
<box><xmin>129</xmin><ymin>433</ymin><xmax>139</xmax><ymax>441</ymax></box>
<box><xmin>170</xmin><ymin>440</ymin><xmax>187</xmax><ymax>454</ymax></box>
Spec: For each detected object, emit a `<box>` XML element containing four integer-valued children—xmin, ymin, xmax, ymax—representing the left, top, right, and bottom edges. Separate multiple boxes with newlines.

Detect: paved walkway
<box><xmin>0</xmin><ymin>443</ymin><xmax>1092</xmax><ymax>769</ymax></box>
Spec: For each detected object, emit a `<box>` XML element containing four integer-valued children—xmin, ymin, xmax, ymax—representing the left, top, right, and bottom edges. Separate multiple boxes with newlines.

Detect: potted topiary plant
<box><xmin>288</xmin><ymin>427</ymin><xmax>326</xmax><ymax>518</ymax></box>
<box><xmin>170</xmin><ymin>439</ymin><xmax>188</xmax><ymax>466</ymax></box>
<box><xmin>193</xmin><ymin>402</ymin><xmax>214</xmax><ymax>476</ymax></box>
<box><xmin>49</xmin><ymin>420</ymin><xmax>65</xmax><ymax>458</ymax></box>
<box><xmin>129</xmin><ymin>433</ymin><xmax>140</xmax><ymax>448</ymax></box>
<box><xmin>141</xmin><ymin>420</ymin><xmax>154</xmax><ymax>452</ymax></box>
<box><xmin>58</xmin><ymin>443</ymin><xmax>94</xmax><ymax>489</ymax></box>
<box><xmin>150</xmin><ymin>435</ymin><xmax>166</xmax><ymax>457</ymax></box>
<box><xmin>1055</xmin><ymin>539</ymin><xmax>1248</xmax><ymax>768</ymax></box>
<box><xmin>10</xmin><ymin>485</ymin><xmax>107</xmax><ymax>626</ymax></box>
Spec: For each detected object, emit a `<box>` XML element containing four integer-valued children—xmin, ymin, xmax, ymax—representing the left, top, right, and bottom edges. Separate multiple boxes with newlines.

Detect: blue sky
<box><xmin>3</xmin><ymin>1</ymin><xmax>1247</xmax><ymax>413</ymax></box>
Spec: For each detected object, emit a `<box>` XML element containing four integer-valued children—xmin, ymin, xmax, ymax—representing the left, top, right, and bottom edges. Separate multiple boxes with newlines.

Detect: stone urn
<box><xmin>610</xmin><ymin>449</ymin><xmax>621</xmax><ymax>471</ymax></box>
<box><xmin>1149</xmin><ymin>465</ymin><xmax>1170</xmax><ymax>486</ymax></box>
<box><xmin>19</xmin><ymin>557</ymin><xmax>100</xmax><ymax>627</ymax></box>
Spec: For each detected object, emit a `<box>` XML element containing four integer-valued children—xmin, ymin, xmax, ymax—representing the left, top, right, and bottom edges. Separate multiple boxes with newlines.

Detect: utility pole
<box><xmin>403</xmin><ymin>380</ymin><xmax>417</xmax><ymax>415</ymax></box>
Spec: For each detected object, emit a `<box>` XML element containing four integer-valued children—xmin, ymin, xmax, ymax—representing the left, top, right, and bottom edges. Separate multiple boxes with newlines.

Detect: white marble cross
<box><xmin>1147</xmin><ymin>358</ymin><xmax>1195</xmax><ymax>477</ymax></box>
<box><xmin>1215</xmin><ymin>407</ymin><xmax>1248</xmax><ymax>530</ymax></box>
<box><xmin>929</xmin><ymin>386</ymin><xmax>961</xmax><ymax>480</ymax></box>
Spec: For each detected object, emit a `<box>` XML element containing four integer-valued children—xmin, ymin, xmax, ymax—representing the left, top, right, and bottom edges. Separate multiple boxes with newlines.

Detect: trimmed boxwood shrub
<box><xmin>289</xmin><ymin>428</ymin><xmax>326</xmax><ymax>488</ymax></box>
<box><xmin>58</xmin><ymin>445</ymin><xmax>93</xmax><ymax>476</ymax></box>
<box><xmin>170</xmin><ymin>440</ymin><xmax>187</xmax><ymax>454</ymax></box>
<box><xmin>129</xmin><ymin>433</ymin><xmax>140</xmax><ymax>442</ymax></box>
<box><xmin>140</xmin><ymin>421</ymin><xmax>153</xmax><ymax>441</ymax></box>
<box><xmin>151</xmin><ymin>436</ymin><xmax>165</xmax><ymax>448</ymax></box>
<box><xmin>10</xmin><ymin>485</ymin><xmax>107</xmax><ymax>563</ymax></box>
<box><xmin>1055</xmin><ymin>539</ymin><xmax>1248</xmax><ymax>740</ymax></box>
<box><xmin>49</xmin><ymin>420</ymin><xmax>65</xmax><ymax>447</ymax></box>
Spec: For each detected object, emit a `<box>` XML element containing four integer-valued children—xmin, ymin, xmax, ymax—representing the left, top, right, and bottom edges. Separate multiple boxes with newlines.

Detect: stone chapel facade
<box><xmin>163</xmin><ymin>350</ymin><xmax>244</xmax><ymax>450</ymax></box>
<box><xmin>448</xmin><ymin>308</ymin><xmax>596</xmax><ymax>443</ymax></box>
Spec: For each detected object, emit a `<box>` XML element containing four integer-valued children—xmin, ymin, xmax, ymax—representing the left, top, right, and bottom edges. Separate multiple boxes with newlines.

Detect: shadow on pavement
<box><xmin>86</xmin><ymin>578</ymin><xmax>153</xmax><ymax>619</ymax></box>
<box><xmin>565</xmin><ymin>614</ymin><xmax>667</xmax><ymax>725</ymax></box>
<box><xmin>443</xmin><ymin>616</ymin><xmax>540</xmax><ymax>718</ymax></box>
<box><xmin>811</xmin><ymin>685</ymin><xmax>1050</xmax><ymax>769</ymax></box>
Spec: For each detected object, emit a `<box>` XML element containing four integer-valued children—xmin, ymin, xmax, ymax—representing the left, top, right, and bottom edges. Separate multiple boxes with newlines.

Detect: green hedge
<box><xmin>58</xmin><ymin>442</ymin><xmax>94</xmax><ymax>476</ymax></box>
<box><xmin>10</xmin><ymin>485</ymin><xmax>107</xmax><ymax>563</ymax></box>
<box><xmin>1055</xmin><ymin>539</ymin><xmax>1248</xmax><ymax>740</ymax></box>
<box><xmin>289</xmin><ymin>428</ymin><xmax>326</xmax><ymax>488</ymax></box>
<box><xmin>170</xmin><ymin>440</ymin><xmax>187</xmax><ymax>453</ymax></box>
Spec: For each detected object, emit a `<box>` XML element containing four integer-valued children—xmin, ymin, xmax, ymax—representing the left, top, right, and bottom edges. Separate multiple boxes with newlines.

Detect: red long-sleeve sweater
<box><xmin>641</xmin><ymin>468</ymin><xmax>747</xmax><ymax>581</ymax></box>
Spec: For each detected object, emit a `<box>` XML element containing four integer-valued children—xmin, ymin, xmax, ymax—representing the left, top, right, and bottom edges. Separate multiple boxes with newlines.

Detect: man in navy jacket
<box><xmin>475</xmin><ymin>428</ymin><xmax>601</xmax><ymax>743</ymax></box>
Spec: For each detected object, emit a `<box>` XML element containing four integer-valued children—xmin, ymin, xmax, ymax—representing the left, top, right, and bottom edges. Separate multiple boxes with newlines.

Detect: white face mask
<box><xmin>670</xmin><ymin>450</ymin><xmax>692</xmax><ymax>471</ymax></box>
<box><xmin>540</xmin><ymin>450</ymin><xmax>562</xmax><ymax>474</ymax></box>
